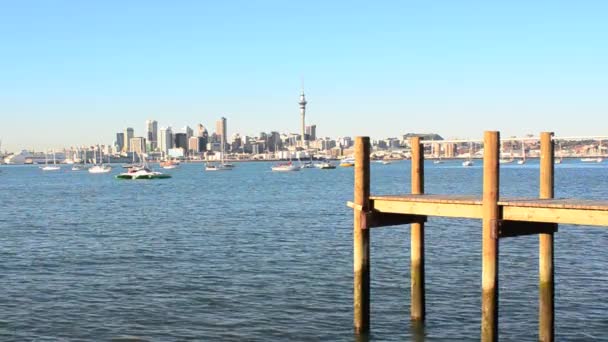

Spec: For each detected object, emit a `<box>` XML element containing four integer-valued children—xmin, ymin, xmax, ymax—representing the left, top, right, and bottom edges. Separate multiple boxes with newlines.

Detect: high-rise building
<box><xmin>174</xmin><ymin>133</ymin><xmax>188</xmax><ymax>154</ymax></box>
<box><xmin>196</xmin><ymin>124</ymin><xmax>207</xmax><ymax>138</ymax></box>
<box><xmin>299</xmin><ymin>91</ymin><xmax>307</xmax><ymax>147</ymax></box>
<box><xmin>305</xmin><ymin>124</ymin><xmax>316</xmax><ymax>141</ymax></box>
<box><xmin>159</xmin><ymin>127</ymin><xmax>173</xmax><ymax>153</ymax></box>
<box><xmin>123</xmin><ymin>128</ymin><xmax>134</xmax><ymax>152</ymax></box>
<box><xmin>116</xmin><ymin>133</ymin><xmax>124</xmax><ymax>152</ymax></box>
<box><xmin>215</xmin><ymin>117</ymin><xmax>227</xmax><ymax>141</ymax></box>
<box><xmin>130</xmin><ymin>137</ymin><xmax>147</xmax><ymax>154</ymax></box>
<box><xmin>188</xmin><ymin>136</ymin><xmax>201</xmax><ymax>153</ymax></box>
<box><xmin>146</xmin><ymin>120</ymin><xmax>158</xmax><ymax>150</ymax></box>
<box><xmin>185</xmin><ymin>126</ymin><xmax>193</xmax><ymax>139</ymax></box>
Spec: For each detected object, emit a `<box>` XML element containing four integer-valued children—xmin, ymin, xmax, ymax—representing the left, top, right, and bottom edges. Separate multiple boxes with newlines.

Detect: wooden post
<box><xmin>539</xmin><ymin>132</ymin><xmax>555</xmax><ymax>342</ymax></box>
<box><xmin>410</xmin><ymin>137</ymin><xmax>425</xmax><ymax>321</ymax></box>
<box><xmin>354</xmin><ymin>136</ymin><xmax>371</xmax><ymax>334</ymax></box>
<box><xmin>482</xmin><ymin>131</ymin><xmax>500</xmax><ymax>342</ymax></box>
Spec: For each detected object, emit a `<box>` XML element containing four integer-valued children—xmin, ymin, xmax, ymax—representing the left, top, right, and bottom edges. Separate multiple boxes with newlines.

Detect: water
<box><xmin>0</xmin><ymin>161</ymin><xmax>607</xmax><ymax>341</ymax></box>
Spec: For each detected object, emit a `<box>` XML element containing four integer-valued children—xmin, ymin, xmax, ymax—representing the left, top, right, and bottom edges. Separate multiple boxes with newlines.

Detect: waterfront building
<box><xmin>159</xmin><ymin>127</ymin><xmax>174</xmax><ymax>153</ymax></box>
<box><xmin>146</xmin><ymin>120</ymin><xmax>158</xmax><ymax>150</ymax></box>
<box><xmin>124</xmin><ymin>128</ymin><xmax>134</xmax><ymax>152</ymax></box>
<box><xmin>215</xmin><ymin>117</ymin><xmax>227</xmax><ymax>141</ymax></box>
<box><xmin>116</xmin><ymin>133</ymin><xmax>125</xmax><ymax>152</ymax></box>
<box><xmin>130</xmin><ymin>137</ymin><xmax>147</xmax><ymax>155</ymax></box>
<box><xmin>174</xmin><ymin>133</ymin><xmax>188</xmax><ymax>154</ymax></box>
<box><xmin>188</xmin><ymin>136</ymin><xmax>201</xmax><ymax>154</ymax></box>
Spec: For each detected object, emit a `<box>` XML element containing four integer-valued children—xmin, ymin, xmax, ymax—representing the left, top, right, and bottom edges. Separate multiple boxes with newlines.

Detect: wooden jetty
<box><xmin>348</xmin><ymin>131</ymin><xmax>608</xmax><ymax>341</ymax></box>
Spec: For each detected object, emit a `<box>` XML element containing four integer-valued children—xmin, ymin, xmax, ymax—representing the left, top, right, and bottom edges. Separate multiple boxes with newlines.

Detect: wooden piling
<box><xmin>539</xmin><ymin>132</ymin><xmax>555</xmax><ymax>342</ymax></box>
<box><xmin>482</xmin><ymin>131</ymin><xmax>500</xmax><ymax>342</ymax></box>
<box><xmin>354</xmin><ymin>136</ymin><xmax>371</xmax><ymax>334</ymax></box>
<box><xmin>410</xmin><ymin>137</ymin><xmax>425</xmax><ymax>321</ymax></box>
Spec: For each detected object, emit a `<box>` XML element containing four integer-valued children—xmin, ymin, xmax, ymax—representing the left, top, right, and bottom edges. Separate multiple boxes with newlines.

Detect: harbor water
<box><xmin>0</xmin><ymin>161</ymin><xmax>607</xmax><ymax>341</ymax></box>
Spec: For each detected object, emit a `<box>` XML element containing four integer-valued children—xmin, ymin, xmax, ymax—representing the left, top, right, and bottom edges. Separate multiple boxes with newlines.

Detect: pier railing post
<box><xmin>354</xmin><ymin>136</ymin><xmax>371</xmax><ymax>334</ymax></box>
<box><xmin>410</xmin><ymin>137</ymin><xmax>425</xmax><ymax>321</ymax></box>
<box><xmin>539</xmin><ymin>132</ymin><xmax>555</xmax><ymax>342</ymax></box>
<box><xmin>482</xmin><ymin>131</ymin><xmax>500</xmax><ymax>342</ymax></box>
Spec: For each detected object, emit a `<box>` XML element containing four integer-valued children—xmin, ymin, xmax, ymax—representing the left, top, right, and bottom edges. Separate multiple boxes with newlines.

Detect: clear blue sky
<box><xmin>1</xmin><ymin>1</ymin><xmax>607</xmax><ymax>151</ymax></box>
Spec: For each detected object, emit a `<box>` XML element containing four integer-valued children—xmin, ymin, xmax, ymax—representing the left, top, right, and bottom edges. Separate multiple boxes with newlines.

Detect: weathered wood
<box><xmin>369</xmin><ymin>212</ymin><xmax>426</xmax><ymax>228</ymax></box>
<box><xmin>372</xmin><ymin>199</ymin><xmax>483</xmax><ymax>219</ymax></box>
<box><xmin>410</xmin><ymin>137</ymin><xmax>425</xmax><ymax>321</ymax></box>
<box><xmin>502</xmin><ymin>206</ymin><xmax>608</xmax><ymax>226</ymax></box>
<box><xmin>482</xmin><ymin>131</ymin><xmax>500</xmax><ymax>342</ymax></box>
<box><xmin>539</xmin><ymin>132</ymin><xmax>555</xmax><ymax>342</ymax></box>
<box><xmin>371</xmin><ymin>194</ymin><xmax>482</xmax><ymax>205</ymax></box>
<box><xmin>353</xmin><ymin>136</ymin><xmax>371</xmax><ymax>334</ymax></box>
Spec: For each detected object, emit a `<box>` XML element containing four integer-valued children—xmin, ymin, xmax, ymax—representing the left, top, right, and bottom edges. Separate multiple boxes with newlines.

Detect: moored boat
<box><xmin>271</xmin><ymin>161</ymin><xmax>301</xmax><ymax>172</ymax></box>
<box><xmin>116</xmin><ymin>167</ymin><xmax>171</xmax><ymax>179</ymax></box>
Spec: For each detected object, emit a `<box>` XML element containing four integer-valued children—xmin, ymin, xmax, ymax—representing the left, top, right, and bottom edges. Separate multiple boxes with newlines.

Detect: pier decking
<box><xmin>348</xmin><ymin>131</ymin><xmax>608</xmax><ymax>342</ymax></box>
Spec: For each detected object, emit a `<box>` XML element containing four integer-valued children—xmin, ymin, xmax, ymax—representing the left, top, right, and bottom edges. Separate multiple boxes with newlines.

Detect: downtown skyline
<box><xmin>2</xmin><ymin>1</ymin><xmax>608</xmax><ymax>151</ymax></box>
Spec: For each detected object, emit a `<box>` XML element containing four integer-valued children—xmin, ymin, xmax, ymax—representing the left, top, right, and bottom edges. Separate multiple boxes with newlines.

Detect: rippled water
<box><xmin>0</xmin><ymin>161</ymin><xmax>607</xmax><ymax>341</ymax></box>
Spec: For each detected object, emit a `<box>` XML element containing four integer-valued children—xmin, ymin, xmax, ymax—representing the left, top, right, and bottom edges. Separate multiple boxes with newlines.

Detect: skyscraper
<box><xmin>146</xmin><ymin>120</ymin><xmax>158</xmax><ymax>150</ymax></box>
<box><xmin>299</xmin><ymin>91</ymin><xmax>307</xmax><ymax>147</ymax></box>
<box><xmin>185</xmin><ymin>126</ymin><xmax>193</xmax><ymax>139</ymax></box>
<box><xmin>116</xmin><ymin>132</ymin><xmax>124</xmax><ymax>152</ymax></box>
<box><xmin>124</xmin><ymin>128</ymin><xmax>134</xmax><ymax>152</ymax></box>
<box><xmin>196</xmin><ymin>123</ymin><xmax>207</xmax><ymax>138</ymax></box>
<box><xmin>130</xmin><ymin>137</ymin><xmax>147</xmax><ymax>154</ymax></box>
<box><xmin>215</xmin><ymin>117</ymin><xmax>227</xmax><ymax>141</ymax></box>
<box><xmin>174</xmin><ymin>133</ymin><xmax>188</xmax><ymax>154</ymax></box>
<box><xmin>159</xmin><ymin>127</ymin><xmax>173</xmax><ymax>153</ymax></box>
<box><xmin>305</xmin><ymin>124</ymin><xmax>317</xmax><ymax>141</ymax></box>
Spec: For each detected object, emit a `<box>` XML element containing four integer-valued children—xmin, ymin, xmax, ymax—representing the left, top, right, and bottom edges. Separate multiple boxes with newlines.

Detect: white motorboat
<box><xmin>316</xmin><ymin>162</ymin><xmax>336</xmax><ymax>169</ymax></box>
<box><xmin>205</xmin><ymin>162</ymin><xmax>232</xmax><ymax>171</ymax></box>
<box><xmin>271</xmin><ymin>162</ymin><xmax>301</xmax><ymax>172</ymax></box>
<box><xmin>581</xmin><ymin>157</ymin><xmax>603</xmax><ymax>163</ymax></box>
<box><xmin>462</xmin><ymin>160</ymin><xmax>474</xmax><ymax>167</ymax></box>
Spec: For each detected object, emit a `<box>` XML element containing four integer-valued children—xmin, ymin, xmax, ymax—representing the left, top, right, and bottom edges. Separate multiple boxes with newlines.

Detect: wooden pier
<box><xmin>348</xmin><ymin>131</ymin><xmax>608</xmax><ymax>341</ymax></box>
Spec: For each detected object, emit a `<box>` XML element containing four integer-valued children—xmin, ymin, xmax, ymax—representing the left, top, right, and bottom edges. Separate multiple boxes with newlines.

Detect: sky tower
<box><xmin>299</xmin><ymin>90</ymin><xmax>307</xmax><ymax>147</ymax></box>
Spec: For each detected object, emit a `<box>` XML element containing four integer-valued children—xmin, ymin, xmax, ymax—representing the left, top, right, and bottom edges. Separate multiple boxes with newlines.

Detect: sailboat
<box><xmin>581</xmin><ymin>140</ymin><xmax>603</xmax><ymax>163</ymax></box>
<box><xmin>462</xmin><ymin>142</ymin><xmax>474</xmax><ymax>167</ymax></box>
<box><xmin>517</xmin><ymin>139</ymin><xmax>526</xmax><ymax>165</ymax></box>
<box><xmin>205</xmin><ymin>133</ymin><xmax>233</xmax><ymax>171</ymax></box>
<box><xmin>40</xmin><ymin>150</ymin><xmax>61</xmax><ymax>171</ymax></box>
<box><xmin>272</xmin><ymin>150</ymin><xmax>301</xmax><ymax>172</ymax></box>
<box><xmin>88</xmin><ymin>146</ymin><xmax>112</xmax><ymax>173</ymax></box>
<box><xmin>499</xmin><ymin>141</ymin><xmax>514</xmax><ymax>164</ymax></box>
<box><xmin>555</xmin><ymin>142</ymin><xmax>563</xmax><ymax>164</ymax></box>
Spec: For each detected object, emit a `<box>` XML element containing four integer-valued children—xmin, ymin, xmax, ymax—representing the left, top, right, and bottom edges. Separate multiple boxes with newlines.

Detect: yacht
<box><xmin>116</xmin><ymin>154</ymin><xmax>171</xmax><ymax>179</ymax></box>
<box><xmin>88</xmin><ymin>146</ymin><xmax>112</xmax><ymax>174</ymax></box>
<box><xmin>316</xmin><ymin>161</ymin><xmax>336</xmax><ymax>169</ymax></box>
<box><xmin>339</xmin><ymin>158</ymin><xmax>355</xmax><ymax>167</ymax></box>
<box><xmin>271</xmin><ymin>161</ymin><xmax>301</xmax><ymax>172</ymax></box>
<box><xmin>40</xmin><ymin>150</ymin><xmax>61</xmax><ymax>171</ymax></box>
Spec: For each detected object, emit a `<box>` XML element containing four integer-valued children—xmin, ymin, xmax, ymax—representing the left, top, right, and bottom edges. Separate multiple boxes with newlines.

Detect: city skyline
<box><xmin>2</xmin><ymin>2</ymin><xmax>608</xmax><ymax>151</ymax></box>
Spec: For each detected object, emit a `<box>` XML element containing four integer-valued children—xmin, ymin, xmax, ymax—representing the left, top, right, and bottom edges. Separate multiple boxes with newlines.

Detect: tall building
<box><xmin>215</xmin><ymin>117</ymin><xmax>227</xmax><ymax>141</ymax></box>
<box><xmin>305</xmin><ymin>124</ymin><xmax>316</xmax><ymax>141</ymax></box>
<box><xmin>116</xmin><ymin>133</ymin><xmax>124</xmax><ymax>152</ymax></box>
<box><xmin>146</xmin><ymin>120</ymin><xmax>158</xmax><ymax>150</ymax></box>
<box><xmin>159</xmin><ymin>127</ymin><xmax>173</xmax><ymax>153</ymax></box>
<box><xmin>299</xmin><ymin>91</ymin><xmax>307</xmax><ymax>147</ymax></box>
<box><xmin>185</xmin><ymin>126</ymin><xmax>194</xmax><ymax>139</ymax></box>
<box><xmin>196</xmin><ymin>124</ymin><xmax>207</xmax><ymax>137</ymax></box>
<box><xmin>130</xmin><ymin>137</ymin><xmax>147</xmax><ymax>154</ymax></box>
<box><xmin>174</xmin><ymin>133</ymin><xmax>188</xmax><ymax>154</ymax></box>
<box><xmin>188</xmin><ymin>136</ymin><xmax>201</xmax><ymax>153</ymax></box>
<box><xmin>123</xmin><ymin>128</ymin><xmax>134</xmax><ymax>152</ymax></box>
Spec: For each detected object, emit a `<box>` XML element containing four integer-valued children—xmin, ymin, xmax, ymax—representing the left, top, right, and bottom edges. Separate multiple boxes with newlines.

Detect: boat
<box><xmin>205</xmin><ymin>162</ymin><xmax>232</xmax><ymax>171</ymax></box>
<box><xmin>499</xmin><ymin>159</ymin><xmax>514</xmax><ymax>164</ymax></box>
<box><xmin>517</xmin><ymin>139</ymin><xmax>526</xmax><ymax>165</ymax></box>
<box><xmin>161</xmin><ymin>159</ymin><xmax>179</xmax><ymax>169</ymax></box>
<box><xmin>116</xmin><ymin>154</ymin><xmax>171</xmax><ymax>179</ymax></box>
<box><xmin>581</xmin><ymin>157</ymin><xmax>603</xmax><ymax>163</ymax></box>
<box><xmin>206</xmin><ymin>130</ymin><xmax>234</xmax><ymax>171</ymax></box>
<box><xmin>40</xmin><ymin>150</ymin><xmax>61</xmax><ymax>171</ymax></box>
<box><xmin>72</xmin><ymin>165</ymin><xmax>86</xmax><ymax>171</ymax></box>
<box><xmin>555</xmin><ymin>142</ymin><xmax>563</xmax><ymax>164</ymax></box>
<box><xmin>340</xmin><ymin>158</ymin><xmax>355</xmax><ymax>167</ymax></box>
<box><xmin>316</xmin><ymin>161</ymin><xmax>336</xmax><ymax>169</ymax></box>
<box><xmin>433</xmin><ymin>159</ymin><xmax>443</xmax><ymax>164</ymax></box>
<box><xmin>88</xmin><ymin>145</ymin><xmax>112</xmax><ymax>174</ymax></box>
<box><xmin>271</xmin><ymin>161</ymin><xmax>301</xmax><ymax>172</ymax></box>
<box><xmin>462</xmin><ymin>142</ymin><xmax>474</xmax><ymax>167</ymax></box>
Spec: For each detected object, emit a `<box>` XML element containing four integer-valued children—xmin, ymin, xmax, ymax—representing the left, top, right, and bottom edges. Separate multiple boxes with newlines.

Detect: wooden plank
<box><xmin>368</xmin><ymin>212</ymin><xmax>426</xmax><ymax>228</ymax></box>
<box><xmin>372</xmin><ymin>199</ymin><xmax>483</xmax><ymax>219</ymax></box>
<box><xmin>503</xmin><ymin>206</ymin><xmax>608</xmax><ymax>226</ymax></box>
<box><xmin>500</xmin><ymin>198</ymin><xmax>608</xmax><ymax>211</ymax></box>
<box><xmin>371</xmin><ymin>194</ymin><xmax>482</xmax><ymax>205</ymax></box>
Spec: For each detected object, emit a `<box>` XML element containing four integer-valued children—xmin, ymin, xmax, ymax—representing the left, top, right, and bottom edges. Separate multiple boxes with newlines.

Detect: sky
<box><xmin>1</xmin><ymin>1</ymin><xmax>607</xmax><ymax>151</ymax></box>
